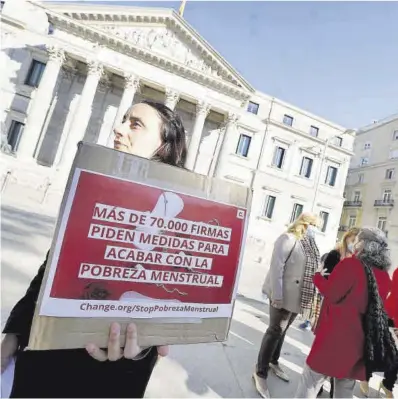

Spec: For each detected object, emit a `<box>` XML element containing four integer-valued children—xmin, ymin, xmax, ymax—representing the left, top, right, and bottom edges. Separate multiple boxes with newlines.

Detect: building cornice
<box><xmin>349</xmin><ymin>159</ymin><xmax>398</xmax><ymax>173</ymax></box>
<box><xmin>268</xmin><ymin>119</ymin><xmax>355</xmax><ymax>157</ymax></box>
<box><xmin>0</xmin><ymin>13</ymin><xmax>27</xmax><ymax>30</ymax></box>
<box><xmin>357</xmin><ymin>113</ymin><xmax>398</xmax><ymax>134</ymax></box>
<box><xmin>33</xmin><ymin>2</ymin><xmax>254</xmax><ymax>101</ymax></box>
<box><xmin>256</xmin><ymin>92</ymin><xmax>347</xmax><ymax>132</ymax></box>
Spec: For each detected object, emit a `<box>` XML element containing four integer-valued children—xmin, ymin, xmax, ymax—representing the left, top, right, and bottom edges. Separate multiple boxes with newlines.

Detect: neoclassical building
<box><xmin>0</xmin><ymin>0</ymin><xmax>355</xmax><ymax>298</ymax></box>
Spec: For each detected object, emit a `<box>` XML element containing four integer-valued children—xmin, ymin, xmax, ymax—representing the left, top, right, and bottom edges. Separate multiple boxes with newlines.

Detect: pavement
<box><xmin>1</xmin><ymin>199</ymin><xmax>397</xmax><ymax>398</ymax></box>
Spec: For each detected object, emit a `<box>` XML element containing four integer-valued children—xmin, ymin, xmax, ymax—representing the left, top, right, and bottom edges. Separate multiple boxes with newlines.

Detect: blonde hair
<box><xmin>336</xmin><ymin>227</ymin><xmax>360</xmax><ymax>257</ymax></box>
<box><xmin>287</xmin><ymin>212</ymin><xmax>319</xmax><ymax>239</ymax></box>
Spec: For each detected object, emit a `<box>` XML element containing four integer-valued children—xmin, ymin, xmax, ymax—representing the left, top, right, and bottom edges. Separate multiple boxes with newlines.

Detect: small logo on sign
<box><xmin>237</xmin><ymin>209</ymin><xmax>245</xmax><ymax>219</ymax></box>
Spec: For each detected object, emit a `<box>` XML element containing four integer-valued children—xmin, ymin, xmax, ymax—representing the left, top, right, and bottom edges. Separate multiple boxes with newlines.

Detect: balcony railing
<box><xmin>338</xmin><ymin>226</ymin><xmax>348</xmax><ymax>232</ymax></box>
<box><xmin>344</xmin><ymin>200</ymin><xmax>362</xmax><ymax>207</ymax></box>
<box><xmin>374</xmin><ymin>199</ymin><xmax>395</xmax><ymax>207</ymax></box>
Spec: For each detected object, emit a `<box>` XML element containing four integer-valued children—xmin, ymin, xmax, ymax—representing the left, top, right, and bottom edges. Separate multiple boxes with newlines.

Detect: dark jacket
<box><xmin>323</xmin><ymin>249</ymin><xmax>341</xmax><ymax>278</ymax></box>
<box><xmin>311</xmin><ymin>249</ymin><xmax>342</xmax><ymax>334</ymax></box>
<box><xmin>3</xmin><ymin>251</ymin><xmax>158</xmax><ymax>398</ymax></box>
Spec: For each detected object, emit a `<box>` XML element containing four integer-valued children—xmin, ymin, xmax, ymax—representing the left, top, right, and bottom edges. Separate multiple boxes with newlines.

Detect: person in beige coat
<box><xmin>253</xmin><ymin>212</ymin><xmax>320</xmax><ymax>398</ymax></box>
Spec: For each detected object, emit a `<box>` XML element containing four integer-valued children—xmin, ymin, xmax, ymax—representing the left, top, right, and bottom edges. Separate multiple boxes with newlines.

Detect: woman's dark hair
<box><xmin>141</xmin><ymin>101</ymin><xmax>187</xmax><ymax>168</ymax></box>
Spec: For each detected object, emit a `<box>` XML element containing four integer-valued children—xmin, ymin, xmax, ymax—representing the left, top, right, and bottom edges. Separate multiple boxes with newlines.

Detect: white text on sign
<box><xmin>88</xmin><ymin>223</ymin><xmax>229</xmax><ymax>256</ymax></box>
<box><xmin>93</xmin><ymin>203</ymin><xmax>232</xmax><ymax>241</ymax></box>
<box><xmin>104</xmin><ymin>245</ymin><xmax>213</xmax><ymax>270</ymax></box>
<box><xmin>78</xmin><ymin>263</ymin><xmax>224</xmax><ymax>287</ymax></box>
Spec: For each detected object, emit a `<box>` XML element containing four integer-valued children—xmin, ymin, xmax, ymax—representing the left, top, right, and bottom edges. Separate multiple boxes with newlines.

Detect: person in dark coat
<box><xmin>0</xmin><ymin>101</ymin><xmax>187</xmax><ymax>398</ymax></box>
<box><xmin>296</xmin><ymin>227</ymin><xmax>395</xmax><ymax>398</ymax></box>
<box><xmin>360</xmin><ymin>266</ymin><xmax>397</xmax><ymax>398</ymax></box>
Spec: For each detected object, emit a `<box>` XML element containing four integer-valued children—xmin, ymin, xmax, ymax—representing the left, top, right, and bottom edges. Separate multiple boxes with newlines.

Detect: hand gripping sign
<box><xmin>28</xmin><ymin>143</ymin><xmax>251</xmax><ymax>350</ymax></box>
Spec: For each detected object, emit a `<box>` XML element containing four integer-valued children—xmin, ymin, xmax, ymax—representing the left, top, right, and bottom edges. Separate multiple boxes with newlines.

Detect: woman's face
<box><xmin>346</xmin><ymin>235</ymin><xmax>357</xmax><ymax>246</ymax></box>
<box><xmin>345</xmin><ymin>235</ymin><xmax>357</xmax><ymax>255</ymax></box>
<box><xmin>113</xmin><ymin>103</ymin><xmax>163</xmax><ymax>158</ymax></box>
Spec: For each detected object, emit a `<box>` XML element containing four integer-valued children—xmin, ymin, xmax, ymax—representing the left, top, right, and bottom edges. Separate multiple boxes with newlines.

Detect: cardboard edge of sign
<box><xmin>27</xmin><ymin>142</ymin><xmax>252</xmax><ymax>351</ymax></box>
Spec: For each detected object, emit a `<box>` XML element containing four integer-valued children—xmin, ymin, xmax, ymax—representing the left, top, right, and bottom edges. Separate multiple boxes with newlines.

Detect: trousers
<box><xmin>296</xmin><ymin>364</ymin><xmax>356</xmax><ymax>398</ymax></box>
<box><xmin>256</xmin><ymin>305</ymin><xmax>297</xmax><ymax>379</ymax></box>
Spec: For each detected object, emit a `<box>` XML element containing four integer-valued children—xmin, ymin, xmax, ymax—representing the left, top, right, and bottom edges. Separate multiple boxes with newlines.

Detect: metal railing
<box><xmin>344</xmin><ymin>200</ymin><xmax>362</xmax><ymax>207</ymax></box>
<box><xmin>374</xmin><ymin>199</ymin><xmax>394</xmax><ymax>207</ymax></box>
<box><xmin>338</xmin><ymin>226</ymin><xmax>348</xmax><ymax>232</ymax></box>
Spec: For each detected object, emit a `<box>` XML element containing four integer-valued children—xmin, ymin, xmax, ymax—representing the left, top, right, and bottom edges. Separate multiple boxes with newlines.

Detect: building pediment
<box><xmin>90</xmin><ymin>25</ymin><xmax>222</xmax><ymax>79</ymax></box>
<box><xmin>41</xmin><ymin>2</ymin><xmax>254</xmax><ymax>99</ymax></box>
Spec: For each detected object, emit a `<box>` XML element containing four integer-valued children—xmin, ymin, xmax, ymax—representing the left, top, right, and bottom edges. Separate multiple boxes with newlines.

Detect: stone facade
<box><xmin>341</xmin><ymin>114</ymin><xmax>398</xmax><ymax>268</ymax></box>
<box><xmin>0</xmin><ymin>0</ymin><xmax>355</xmax><ymax>298</ymax></box>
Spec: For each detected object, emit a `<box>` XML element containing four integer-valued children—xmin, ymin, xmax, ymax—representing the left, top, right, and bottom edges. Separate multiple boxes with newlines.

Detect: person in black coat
<box><xmin>0</xmin><ymin>101</ymin><xmax>188</xmax><ymax>398</ymax></box>
<box><xmin>315</xmin><ymin>227</ymin><xmax>360</xmax><ymax>398</ymax></box>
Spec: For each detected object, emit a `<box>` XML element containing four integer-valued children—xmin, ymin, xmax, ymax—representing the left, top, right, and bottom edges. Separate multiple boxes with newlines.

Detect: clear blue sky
<box><xmin>56</xmin><ymin>1</ymin><xmax>398</xmax><ymax>128</ymax></box>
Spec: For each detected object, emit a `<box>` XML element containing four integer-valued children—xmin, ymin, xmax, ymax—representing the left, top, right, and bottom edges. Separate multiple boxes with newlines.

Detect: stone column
<box><xmin>164</xmin><ymin>88</ymin><xmax>179</xmax><ymax>110</ymax></box>
<box><xmin>213</xmin><ymin>112</ymin><xmax>240</xmax><ymax>177</ymax></box>
<box><xmin>109</xmin><ymin>73</ymin><xmax>140</xmax><ymax>145</ymax></box>
<box><xmin>57</xmin><ymin>60</ymin><xmax>103</xmax><ymax>174</ymax></box>
<box><xmin>185</xmin><ymin>100</ymin><xmax>211</xmax><ymax>170</ymax></box>
<box><xmin>17</xmin><ymin>45</ymin><xmax>65</xmax><ymax>160</ymax></box>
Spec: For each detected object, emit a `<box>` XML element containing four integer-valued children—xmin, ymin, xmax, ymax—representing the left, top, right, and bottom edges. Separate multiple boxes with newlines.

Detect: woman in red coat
<box><xmin>295</xmin><ymin>227</ymin><xmax>394</xmax><ymax>398</ymax></box>
<box><xmin>386</xmin><ymin>268</ymin><xmax>398</xmax><ymax>328</ymax></box>
<box><xmin>378</xmin><ymin>267</ymin><xmax>398</xmax><ymax>397</ymax></box>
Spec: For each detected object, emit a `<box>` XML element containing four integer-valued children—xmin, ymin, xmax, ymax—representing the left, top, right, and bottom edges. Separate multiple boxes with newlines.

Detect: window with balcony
<box><xmin>364</xmin><ymin>142</ymin><xmax>371</xmax><ymax>150</ymax></box>
<box><xmin>236</xmin><ymin>134</ymin><xmax>251</xmax><ymax>157</ymax></box>
<box><xmin>386</xmin><ymin>168</ymin><xmax>395</xmax><ymax>180</ymax></box>
<box><xmin>290</xmin><ymin>203</ymin><xmax>303</xmax><ymax>223</ymax></box>
<box><xmin>360</xmin><ymin>157</ymin><xmax>369</xmax><ymax>166</ymax></box>
<box><xmin>383</xmin><ymin>189</ymin><xmax>392</xmax><ymax>202</ymax></box>
<box><xmin>319</xmin><ymin>211</ymin><xmax>329</xmax><ymax>233</ymax></box>
<box><xmin>300</xmin><ymin>156</ymin><xmax>313</xmax><ymax>178</ymax></box>
<box><xmin>262</xmin><ymin>195</ymin><xmax>276</xmax><ymax>219</ymax></box>
<box><xmin>247</xmin><ymin>101</ymin><xmax>259</xmax><ymax>115</ymax></box>
<box><xmin>25</xmin><ymin>60</ymin><xmax>46</xmax><ymax>88</ymax></box>
<box><xmin>377</xmin><ymin>217</ymin><xmax>387</xmax><ymax>232</ymax></box>
<box><xmin>6</xmin><ymin>120</ymin><xmax>25</xmax><ymax>152</ymax></box>
<box><xmin>272</xmin><ymin>146</ymin><xmax>286</xmax><ymax>169</ymax></box>
<box><xmin>358</xmin><ymin>173</ymin><xmax>364</xmax><ymax>184</ymax></box>
<box><xmin>310</xmin><ymin>126</ymin><xmax>319</xmax><ymax>137</ymax></box>
<box><xmin>283</xmin><ymin>114</ymin><xmax>294</xmax><ymax>127</ymax></box>
<box><xmin>353</xmin><ymin>191</ymin><xmax>361</xmax><ymax>202</ymax></box>
<box><xmin>348</xmin><ymin>216</ymin><xmax>357</xmax><ymax>228</ymax></box>
<box><xmin>325</xmin><ymin>166</ymin><xmax>338</xmax><ymax>187</ymax></box>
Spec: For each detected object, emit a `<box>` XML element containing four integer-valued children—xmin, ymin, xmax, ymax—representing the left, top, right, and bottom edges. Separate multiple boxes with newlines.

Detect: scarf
<box><xmin>361</xmin><ymin>261</ymin><xmax>398</xmax><ymax>376</ymax></box>
<box><xmin>299</xmin><ymin>235</ymin><xmax>320</xmax><ymax>319</ymax></box>
<box><xmin>310</xmin><ymin>291</ymin><xmax>323</xmax><ymax>332</ymax></box>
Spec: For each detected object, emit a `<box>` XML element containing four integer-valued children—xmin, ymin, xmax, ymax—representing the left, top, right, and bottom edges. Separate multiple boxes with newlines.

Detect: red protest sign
<box><xmin>39</xmin><ymin>169</ymin><xmax>247</xmax><ymax>319</ymax></box>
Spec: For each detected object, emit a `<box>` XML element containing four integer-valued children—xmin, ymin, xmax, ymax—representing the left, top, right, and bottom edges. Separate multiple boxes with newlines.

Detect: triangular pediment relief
<box><xmin>91</xmin><ymin>24</ymin><xmax>222</xmax><ymax>79</ymax></box>
<box><xmin>43</xmin><ymin>2</ymin><xmax>254</xmax><ymax>94</ymax></box>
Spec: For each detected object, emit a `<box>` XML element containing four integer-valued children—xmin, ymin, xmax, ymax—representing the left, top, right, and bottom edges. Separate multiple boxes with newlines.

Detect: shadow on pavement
<box><xmin>146</xmin><ymin>296</ymin><xmax>313</xmax><ymax>398</ymax></box>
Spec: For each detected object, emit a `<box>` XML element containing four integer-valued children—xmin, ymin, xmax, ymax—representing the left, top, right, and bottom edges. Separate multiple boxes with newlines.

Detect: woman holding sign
<box><xmin>1</xmin><ymin>101</ymin><xmax>187</xmax><ymax>398</ymax></box>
